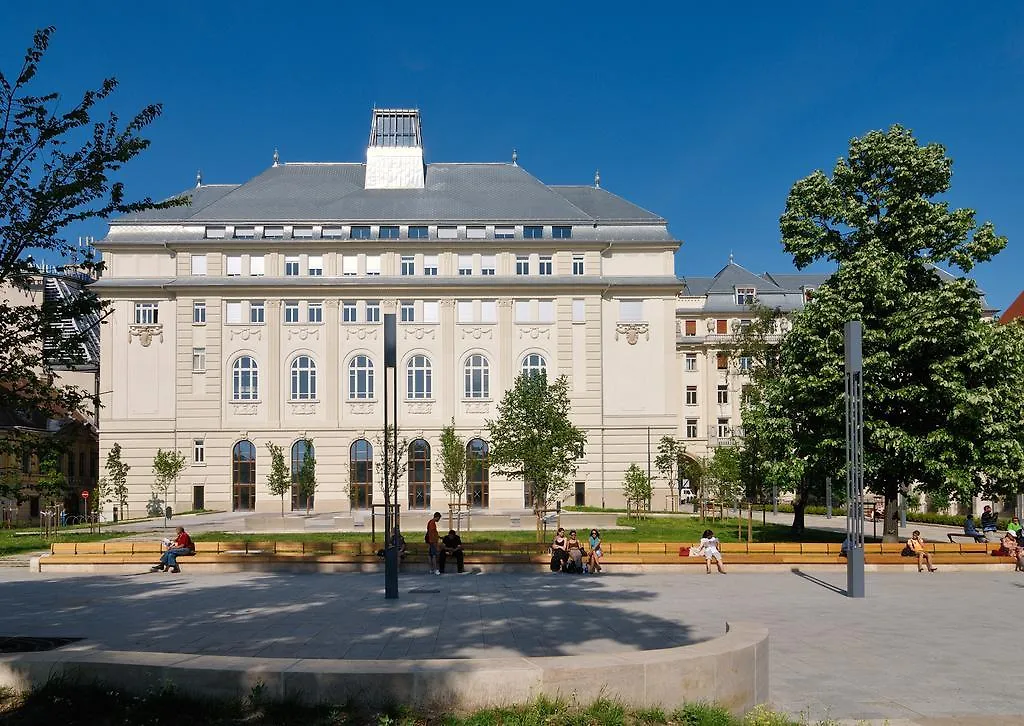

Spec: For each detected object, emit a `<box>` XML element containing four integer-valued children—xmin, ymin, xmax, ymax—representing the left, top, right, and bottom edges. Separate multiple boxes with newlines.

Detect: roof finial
<box><xmin>594</xmin><ymin>169</ymin><xmax>601</xmax><ymax>189</ymax></box>
<box><xmin>272</xmin><ymin>148</ymin><xmax>280</xmax><ymax>167</ymax></box>
<box><xmin>729</xmin><ymin>251</ymin><xmax>734</xmax><ymax>264</ymax></box>
<box><xmin>512</xmin><ymin>148</ymin><xmax>518</xmax><ymax>166</ymax></box>
<box><xmin>195</xmin><ymin>169</ymin><xmax>202</xmax><ymax>188</ymax></box>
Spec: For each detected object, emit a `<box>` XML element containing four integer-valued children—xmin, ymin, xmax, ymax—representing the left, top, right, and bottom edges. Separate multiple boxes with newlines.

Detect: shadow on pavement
<box><xmin>790</xmin><ymin>567</ymin><xmax>847</xmax><ymax>596</ymax></box>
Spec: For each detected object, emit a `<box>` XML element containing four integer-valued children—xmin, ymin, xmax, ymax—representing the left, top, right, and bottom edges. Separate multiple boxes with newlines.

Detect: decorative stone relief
<box><xmin>230</xmin><ymin>402</ymin><xmax>258</xmax><ymax>415</ymax></box>
<box><xmin>406</xmin><ymin>401</ymin><xmax>434</xmax><ymax>415</ymax></box>
<box><xmin>403</xmin><ymin>326</ymin><xmax>436</xmax><ymax>341</ymax></box>
<box><xmin>287</xmin><ymin>401</ymin><xmax>318</xmax><ymax>415</ymax></box>
<box><xmin>461</xmin><ymin>326</ymin><xmax>493</xmax><ymax>341</ymax></box>
<box><xmin>615</xmin><ymin>322</ymin><xmax>650</xmax><ymax>345</ymax></box>
<box><xmin>706</xmin><ymin>318</ymin><xmax>717</xmax><ymax>333</ymax></box>
<box><xmin>128</xmin><ymin>324</ymin><xmax>163</xmax><ymax>347</ymax></box>
<box><xmin>517</xmin><ymin>326</ymin><xmax>551</xmax><ymax>341</ymax></box>
<box><xmin>496</xmin><ymin>298</ymin><xmax>513</xmax><ymax>309</ymax></box>
<box><xmin>229</xmin><ymin>326</ymin><xmax>263</xmax><ymax>342</ymax></box>
<box><xmin>464</xmin><ymin>401</ymin><xmax>490</xmax><ymax>414</ymax></box>
<box><xmin>343</xmin><ymin>326</ymin><xmax>377</xmax><ymax>341</ymax></box>
<box><xmin>347</xmin><ymin>401</ymin><xmax>375</xmax><ymax>415</ymax></box>
<box><xmin>287</xmin><ymin>326</ymin><xmax>320</xmax><ymax>342</ymax></box>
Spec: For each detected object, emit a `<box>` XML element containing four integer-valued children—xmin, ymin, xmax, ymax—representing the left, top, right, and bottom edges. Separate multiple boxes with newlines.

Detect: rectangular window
<box><xmin>378</xmin><ymin>225</ymin><xmax>400</xmax><ymax>239</ymax></box>
<box><xmin>494</xmin><ymin>226</ymin><xmax>514</xmax><ymax>239</ymax></box>
<box><xmin>717</xmin><ymin>353</ymin><xmax>729</xmax><ymax>370</ymax></box>
<box><xmin>350</xmin><ymin>225</ymin><xmax>371</xmax><ymax>239</ymax></box>
<box><xmin>457</xmin><ymin>300</ymin><xmax>473</xmax><ymax>323</ymax></box>
<box><xmin>538</xmin><ymin>300</ymin><xmax>555</xmax><ymax>323</ymax></box>
<box><xmin>423</xmin><ymin>301</ymin><xmax>439</xmax><ymax>323</ymax></box>
<box><xmin>467</xmin><ymin>226</ymin><xmax>486</xmax><ymax>239</ymax></box>
<box><xmin>342</xmin><ymin>256</ymin><xmax>357</xmax><ymax>276</ymax></box>
<box><xmin>293</xmin><ymin>226</ymin><xmax>313</xmax><ymax>239</ymax></box>
<box><xmin>553</xmin><ymin>225</ymin><xmax>572</xmax><ymax>239</ymax></box>
<box><xmin>516</xmin><ymin>255</ymin><xmax>529</xmax><ymax>275</ymax></box>
<box><xmin>285</xmin><ymin>256</ymin><xmax>300</xmax><ymax>276</ymax></box>
<box><xmin>684</xmin><ymin>319</ymin><xmax>697</xmax><ymax>336</ymax></box>
<box><xmin>514</xmin><ymin>300</ymin><xmax>531</xmax><ymax>323</ymax></box>
<box><xmin>249</xmin><ymin>300</ymin><xmax>265</xmax><ymax>324</ymax></box>
<box><xmin>342</xmin><ymin>301</ymin><xmax>357</xmax><ymax>323</ymax></box>
<box><xmin>365</xmin><ymin>255</ymin><xmax>381</xmax><ymax>276</ymax></box>
<box><xmin>538</xmin><ymin>255</ymin><xmax>553</xmax><ymax>275</ymax></box>
<box><xmin>284</xmin><ymin>301</ymin><xmax>299</xmax><ymax>323</ymax></box>
<box><xmin>717</xmin><ymin>384</ymin><xmax>729</xmax><ymax>405</ymax></box>
<box><xmin>193</xmin><ymin>301</ymin><xmax>206</xmax><ymax>324</ymax></box>
<box><xmin>134</xmin><ymin>302</ymin><xmax>158</xmax><ymax>325</ymax></box>
<box><xmin>365</xmin><ymin>300</ymin><xmax>380</xmax><ymax>323</ymax></box>
<box><xmin>193</xmin><ymin>439</ymin><xmax>205</xmax><ymax>464</ymax></box>
<box><xmin>685</xmin><ymin>353</ymin><xmax>697</xmax><ymax>371</ymax></box>
<box><xmin>249</xmin><ymin>255</ymin><xmax>265</xmax><ymax>276</ymax></box>
<box><xmin>572</xmin><ymin>298</ymin><xmax>585</xmax><ymax>322</ymax></box>
<box><xmin>264</xmin><ymin>226</ymin><xmax>284</xmax><ymax>239</ymax></box>
<box><xmin>233</xmin><ymin>226</ymin><xmax>255</xmax><ymax>239</ymax></box>
<box><xmin>205</xmin><ymin>226</ymin><xmax>225</xmax><ymax>239</ymax></box>
<box><xmin>225</xmin><ymin>255</ymin><xmax>242</xmax><ymax>277</ymax></box>
<box><xmin>572</xmin><ymin>254</ymin><xmax>584</xmax><ymax>275</ymax></box>
<box><xmin>480</xmin><ymin>255</ymin><xmax>496</xmax><ymax>276</ymax></box>
<box><xmin>685</xmin><ymin>386</ymin><xmax>698</xmax><ymax>405</ymax></box>
<box><xmin>803</xmin><ymin>286</ymin><xmax>816</xmax><ymax>302</ymax></box>
<box><xmin>619</xmin><ymin>300</ymin><xmax>643</xmax><ymax>322</ymax></box>
<box><xmin>308</xmin><ymin>302</ymin><xmax>323</xmax><ymax>323</ymax></box>
<box><xmin>716</xmin><ymin>319</ymin><xmax>728</xmax><ymax>334</ymax></box>
<box><xmin>401</xmin><ymin>255</ymin><xmax>415</xmax><ymax>276</ymax></box>
<box><xmin>717</xmin><ymin>418</ymin><xmax>731</xmax><ymax>439</ymax></box>
<box><xmin>686</xmin><ymin>418</ymin><xmax>699</xmax><ymax>439</ymax></box>
<box><xmin>400</xmin><ymin>301</ymin><xmax>415</xmax><ymax>322</ymax></box>
<box><xmin>423</xmin><ymin>255</ymin><xmax>438</xmax><ymax>276</ymax></box>
<box><xmin>308</xmin><ymin>255</ymin><xmax>323</xmax><ymax>276</ymax></box>
<box><xmin>192</xmin><ymin>347</ymin><xmax>206</xmax><ymax>372</ymax></box>
<box><xmin>524</xmin><ymin>225</ymin><xmax>543</xmax><ymax>239</ymax></box>
<box><xmin>437</xmin><ymin>226</ymin><xmax>458</xmax><ymax>239</ymax></box>
<box><xmin>736</xmin><ymin>287</ymin><xmax>756</xmax><ymax>305</ymax></box>
<box><xmin>190</xmin><ymin>254</ymin><xmax>207</xmax><ymax>276</ymax></box>
<box><xmin>738</xmin><ymin>356</ymin><xmax>752</xmax><ymax>372</ymax></box>
<box><xmin>458</xmin><ymin>255</ymin><xmax>473</xmax><ymax>276</ymax></box>
<box><xmin>322</xmin><ymin>226</ymin><xmax>343</xmax><ymax>239</ymax></box>
<box><xmin>481</xmin><ymin>300</ymin><xmax>497</xmax><ymax>323</ymax></box>
<box><xmin>409</xmin><ymin>225</ymin><xmax>428</xmax><ymax>239</ymax></box>
<box><xmin>225</xmin><ymin>301</ymin><xmax>242</xmax><ymax>324</ymax></box>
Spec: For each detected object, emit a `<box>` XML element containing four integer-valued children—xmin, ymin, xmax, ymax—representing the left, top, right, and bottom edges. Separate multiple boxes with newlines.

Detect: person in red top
<box><xmin>151</xmin><ymin>526</ymin><xmax>195</xmax><ymax>573</ymax></box>
<box><xmin>426</xmin><ymin>512</ymin><xmax>441</xmax><ymax>575</ymax></box>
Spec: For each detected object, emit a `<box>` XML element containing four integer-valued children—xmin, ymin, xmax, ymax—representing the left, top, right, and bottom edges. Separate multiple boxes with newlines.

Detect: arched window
<box><xmin>232</xmin><ymin>356</ymin><xmax>259</xmax><ymax>400</ymax></box>
<box><xmin>350</xmin><ymin>439</ymin><xmax>373</xmax><ymax>509</ymax></box>
<box><xmin>232</xmin><ymin>440</ymin><xmax>256</xmax><ymax>511</ymax></box>
<box><xmin>290</xmin><ymin>439</ymin><xmax>315</xmax><ymax>511</ymax></box>
<box><xmin>522</xmin><ymin>353</ymin><xmax>547</xmax><ymax>378</ymax></box>
<box><xmin>467</xmin><ymin>438</ymin><xmax>489</xmax><ymax>508</ymax></box>
<box><xmin>464</xmin><ymin>354</ymin><xmax>490</xmax><ymax>399</ymax></box>
<box><xmin>348</xmin><ymin>355</ymin><xmax>374</xmax><ymax>399</ymax></box>
<box><xmin>408</xmin><ymin>439</ymin><xmax>431</xmax><ymax>510</ymax></box>
<box><xmin>290</xmin><ymin>355</ymin><xmax>317</xmax><ymax>400</ymax></box>
<box><xmin>406</xmin><ymin>354</ymin><xmax>432</xmax><ymax>399</ymax></box>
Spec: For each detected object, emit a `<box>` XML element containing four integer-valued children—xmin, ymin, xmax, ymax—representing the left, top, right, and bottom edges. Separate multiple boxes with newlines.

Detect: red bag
<box><xmin>679</xmin><ymin>546</ymin><xmax>690</xmax><ymax>557</ymax></box>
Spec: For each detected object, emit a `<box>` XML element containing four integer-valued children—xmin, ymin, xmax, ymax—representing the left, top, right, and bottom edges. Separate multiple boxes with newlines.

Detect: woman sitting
<box><xmin>999</xmin><ymin>530</ymin><xmax>1022</xmax><ymax>572</ymax></box>
<box><xmin>905</xmin><ymin>531</ymin><xmax>937</xmax><ymax>573</ymax></box>
<box><xmin>587</xmin><ymin>529</ymin><xmax>603</xmax><ymax>573</ymax></box>
<box><xmin>550</xmin><ymin>528</ymin><xmax>569</xmax><ymax>572</ymax></box>
<box><xmin>565</xmin><ymin>530</ymin><xmax>586</xmax><ymax>573</ymax></box>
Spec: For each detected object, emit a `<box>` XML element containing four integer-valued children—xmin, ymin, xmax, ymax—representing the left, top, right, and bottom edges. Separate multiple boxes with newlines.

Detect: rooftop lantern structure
<box><xmin>364</xmin><ymin>108</ymin><xmax>425</xmax><ymax>190</ymax></box>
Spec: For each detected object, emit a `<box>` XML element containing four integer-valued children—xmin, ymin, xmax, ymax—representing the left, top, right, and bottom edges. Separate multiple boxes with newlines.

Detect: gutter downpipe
<box><xmin>599</xmin><ymin>240</ymin><xmax>614</xmax><ymax>509</ymax></box>
<box><xmin>160</xmin><ymin>280</ymin><xmax>179</xmax><ymax>515</ymax></box>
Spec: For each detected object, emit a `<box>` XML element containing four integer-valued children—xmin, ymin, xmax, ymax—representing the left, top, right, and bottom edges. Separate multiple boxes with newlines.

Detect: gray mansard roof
<box><xmin>116</xmin><ymin>163</ymin><xmax>666</xmax><ymax>226</ymax></box>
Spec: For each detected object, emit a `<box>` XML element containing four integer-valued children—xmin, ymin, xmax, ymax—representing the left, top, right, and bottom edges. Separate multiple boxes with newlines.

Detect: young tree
<box><xmin>35</xmin><ymin>452</ymin><xmax>67</xmax><ymax>511</ymax></box>
<box><xmin>654</xmin><ymin>435</ymin><xmax>685</xmax><ymax>509</ymax></box>
<box><xmin>622</xmin><ymin>463</ymin><xmax>652</xmax><ymax>519</ymax></box>
<box><xmin>104</xmin><ymin>442</ymin><xmax>130</xmax><ymax>519</ymax></box>
<box><xmin>438</xmin><ymin>419</ymin><xmax>467</xmax><ymax>506</ymax></box>
<box><xmin>0</xmin><ymin>27</ymin><xmax>178</xmax><ymax>453</ymax></box>
<box><xmin>763</xmin><ymin>124</ymin><xmax>1024</xmax><ymax>540</ymax></box>
<box><xmin>296</xmin><ymin>437</ymin><xmax>317</xmax><ymax>515</ymax></box>
<box><xmin>265</xmin><ymin>442</ymin><xmax>290</xmax><ymax>517</ymax></box>
<box><xmin>706</xmin><ymin>447</ymin><xmax>744</xmax><ymax>516</ymax></box>
<box><xmin>373</xmin><ymin>425</ymin><xmax>408</xmax><ymax>507</ymax></box>
<box><xmin>487</xmin><ymin>373</ymin><xmax>587</xmax><ymax>528</ymax></box>
<box><xmin>151</xmin><ymin>448</ymin><xmax>185</xmax><ymax>521</ymax></box>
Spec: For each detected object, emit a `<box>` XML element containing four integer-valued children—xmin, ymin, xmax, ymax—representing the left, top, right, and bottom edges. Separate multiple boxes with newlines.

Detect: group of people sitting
<box><xmin>907</xmin><ymin>512</ymin><xmax>1024</xmax><ymax>573</ymax></box>
<box><xmin>550</xmin><ymin>528</ymin><xmax>603</xmax><ymax>573</ymax></box>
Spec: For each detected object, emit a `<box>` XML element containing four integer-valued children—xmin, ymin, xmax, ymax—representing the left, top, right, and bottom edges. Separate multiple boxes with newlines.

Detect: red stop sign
<box><xmin>81</xmin><ymin>490</ymin><xmax>89</xmax><ymax>499</ymax></box>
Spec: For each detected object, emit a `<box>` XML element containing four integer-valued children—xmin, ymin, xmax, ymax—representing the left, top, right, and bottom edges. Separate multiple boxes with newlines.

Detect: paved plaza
<box><xmin>0</xmin><ymin>566</ymin><xmax>1020</xmax><ymax>722</ymax></box>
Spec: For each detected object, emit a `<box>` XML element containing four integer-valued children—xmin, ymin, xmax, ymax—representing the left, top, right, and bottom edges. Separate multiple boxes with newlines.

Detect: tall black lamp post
<box><xmin>383</xmin><ymin>313</ymin><xmax>399</xmax><ymax>599</ymax></box>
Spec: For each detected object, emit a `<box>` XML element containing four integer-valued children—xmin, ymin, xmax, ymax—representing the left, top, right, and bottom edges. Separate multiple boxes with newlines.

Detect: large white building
<box><xmin>95</xmin><ymin>109</ymin><xmax>686</xmax><ymax>515</ymax></box>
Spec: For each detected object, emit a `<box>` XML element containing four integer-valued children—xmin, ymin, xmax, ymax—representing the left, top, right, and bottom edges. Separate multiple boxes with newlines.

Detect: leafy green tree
<box><xmin>654</xmin><ymin>435</ymin><xmax>685</xmax><ymax>509</ymax></box>
<box><xmin>438</xmin><ymin>419</ymin><xmax>467</xmax><ymax>506</ymax></box>
<box><xmin>265</xmin><ymin>443</ymin><xmax>290</xmax><ymax>516</ymax></box>
<box><xmin>0</xmin><ymin>27</ymin><xmax>177</xmax><ymax>455</ymax></box>
<box><xmin>487</xmin><ymin>373</ymin><xmax>587</xmax><ymax>524</ymax></box>
<box><xmin>35</xmin><ymin>452</ymin><xmax>67</xmax><ymax>510</ymax></box>
<box><xmin>752</xmin><ymin>124</ymin><xmax>1024</xmax><ymax>539</ymax></box>
<box><xmin>296</xmin><ymin>438</ymin><xmax>317</xmax><ymax>514</ymax></box>
<box><xmin>104</xmin><ymin>442</ymin><xmax>130</xmax><ymax>519</ymax></box>
<box><xmin>622</xmin><ymin>463</ymin><xmax>652</xmax><ymax>519</ymax></box>
<box><xmin>706</xmin><ymin>447</ymin><xmax>744</xmax><ymax>513</ymax></box>
<box><xmin>151</xmin><ymin>448</ymin><xmax>185</xmax><ymax>520</ymax></box>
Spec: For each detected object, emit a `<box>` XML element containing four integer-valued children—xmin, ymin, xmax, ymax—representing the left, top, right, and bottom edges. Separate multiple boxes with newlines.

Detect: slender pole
<box><xmin>383</xmin><ymin>314</ymin><xmax>398</xmax><ymax>600</ymax></box>
<box><xmin>845</xmin><ymin>320</ymin><xmax>865</xmax><ymax>598</ymax></box>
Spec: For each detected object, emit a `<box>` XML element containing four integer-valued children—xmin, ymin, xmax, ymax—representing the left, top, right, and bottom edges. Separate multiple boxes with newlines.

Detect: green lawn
<box><xmin>0</xmin><ymin>529</ymin><xmax>131</xmax><ymax>557</ymax></box>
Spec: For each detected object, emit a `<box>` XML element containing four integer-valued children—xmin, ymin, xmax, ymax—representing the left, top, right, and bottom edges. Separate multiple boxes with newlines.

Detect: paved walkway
<box><xmin>1</xmin><ymin>567</ymin><xmax>1021</xmax><ymax>722</ymax></box>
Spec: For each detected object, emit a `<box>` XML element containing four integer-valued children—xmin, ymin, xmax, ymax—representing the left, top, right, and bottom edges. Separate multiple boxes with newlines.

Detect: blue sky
<box><xmin>3</xmin><ymin>2</ymin><xmax>1022</xmax><ymax>311</ymax></box>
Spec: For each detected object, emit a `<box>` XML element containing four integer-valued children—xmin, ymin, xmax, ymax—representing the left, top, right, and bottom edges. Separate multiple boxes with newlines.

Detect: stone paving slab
<box><xmin>0</xmin><ymin>568</ymin><xmax>1021</xmax><ymax>721</ymax></box>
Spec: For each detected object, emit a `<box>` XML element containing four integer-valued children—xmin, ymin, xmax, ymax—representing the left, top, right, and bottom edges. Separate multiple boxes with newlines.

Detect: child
<box><xmin>699</xmin><ymin>529</ymin><xmax>726</xmax><ymax>574</ymax></box>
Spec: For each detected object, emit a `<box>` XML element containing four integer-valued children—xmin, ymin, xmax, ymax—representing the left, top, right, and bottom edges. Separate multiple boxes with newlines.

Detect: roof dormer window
<box><xmin>803</xmin><ymin>286</ymin><xmax>816</xmax><ymax>302</ymax></box>
<box><xmin>736</xmin><ymin>287</ymin><xmax>756</xmax><ymax>305</ymax></box>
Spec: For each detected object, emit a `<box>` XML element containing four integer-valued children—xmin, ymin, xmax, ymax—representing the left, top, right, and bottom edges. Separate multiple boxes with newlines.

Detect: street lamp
<box><xmin>382</xmin><ymin>313</ymin><xmax>399</xmax><ymax>599</ymax></box>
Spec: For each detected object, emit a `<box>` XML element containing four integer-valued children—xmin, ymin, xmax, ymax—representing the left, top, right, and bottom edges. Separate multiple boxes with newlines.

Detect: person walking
<box><xmin>426</xmin><ymin>512</ymin><xmax>442</xmax><ymax>575</ymax></box>
<box><xmin>698</xmin><ymin>529</ymin><xmax>726</xmax><ymax>574</ymax></box>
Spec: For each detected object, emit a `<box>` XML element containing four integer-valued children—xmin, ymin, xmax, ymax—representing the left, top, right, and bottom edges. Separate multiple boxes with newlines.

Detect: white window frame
<box><xmin>401</xmin><ymin>255</ymin><xmax>415</xmax><ymax>276</ymax></box>
<box><xmin>192</xmin><ymin>301</ymin><xmax>206</xmax><ymax>325</ymax></box>
<box><xmin>290</xmin><ymin>355</ymin><xmax>317</xmax><ymax>400</ymax></box>
<box><xmin>192</xmin><ymin>347</ymin><xmax>206</xmax><ymax>373</ymax></box>
<box><xmin>365</xmin><ymin>300</ymin><xmax>381</xmax><ymax>323</ymax></box>
<box><xmin>284</xmin><ymin>256</ymin><xmax>300</xmax><ymax>277</ymax></box>
<box><xmin>249</xmin><ymin>300</ymin><xmax>265</xmax><ymax>324</ymax></box>
<box><xmin>348</xmin><ymin>355</ymin><xmax>375</xmax><ymax>400</ymax></box>
<box><xmin>686</xmin><ymin>418</ymin><xmax>699</xmax><ymax>439</ymax></box>
<box><xmin>717</xmin><ymin>385</ymin><xmax>729</xmax><ymax>405</ymax></box>
<box><xmin>480</xmin><ymin>255</ymin><xmax>496</xmax><ymax>276</ymax></box>
<box><xmin>464</xmin><ymin>354</ymin><xmax>490</xmax><ymax>399</ymax></box>
<box><xmin>232</xmin><ymin>356</ymin><xmax>259</xmax><ymax>401</ymax></box>
<box><xmin>193</xmin><ymin>439</ymin><xmax>205</xmax><ymax>464</ymax></box>
<box><xmin>494</xmin><ymin>226</ymin><xmax>514</xmax><ymax>239</ymax></box>
<box><xmin>522</xmin><ymin>353</ymin><xmax>547</xmax><ymax>378</ymax></box>
<box><xmin>307</xmin><ymin>302</ymin><xmax>323</xmax><ymax>324</ymax></box>
<box><xmin>407</xmin><ymin>354</ymin><xmax>432</xmax><ymax>399</ymax></box>
<box><xmin>572</xmin><ymin>254</ymin><xmax>584</xmax><ymax>276</ymax></box>
<box><xmin>249</xmin><ymin>255</ymin><xmax>265</xmax><ymax>277</ymax></box>
<box><xmin>308</xmin><ymin>255</ymin><xmax>323</xmax><ymax>276</ymax></box>
<box><xmin>458</xmin><ymin>254</ymin><xmax>473</xmax><ymax>276</ymax></box>
<box><xmin>342</xmin><ymin>301</ymin><xmax>357</xmax><ymax>323</ymax></box>
<box><xmin>538</xmin><ymin>255</ymin><xmax>553</xmax><ymax>276</ymax></box>
<box><xmin>685</xmin><ymin>386</ymin><xmax>698</xmax><ymax>406</ymax></box>
<box><xmin>717</xmin><ymin>418</ymin><xmax>731</xmax><ymax>439</ymax></box>
<box><xmin>234</xmin><ymin>226</ymin><xmax>255</xmax><ymax>239</ymax></box>
<box><xmin>400</xmin><ymin>301</ymin><xmax>415</xmax><ymax>322</ymax></box>
<box><xmin>322</xmin><ymin>226</ymin><xmax>343</xmax><ymax>239</ymax></box>
<box><xmin>467</xmin><ymin>226</ymin><xmax>486</xmax><ymax>240</ymax></box>
<box><xmin>538</xmin><ymin>300</ymin><xmax>555</xmax><ymax>323</ymax></box>
<box><xmin>190</xmin><ymin>254</ymin><xmax>207</xmax><ymax>276</ymax></box>
<box><xmin>736</xmin><ymin>287</ymin><xmax>756</xmax><ymax>305</ymax></box>
<box><xmin>423</xmin><ymin>255</ymin><xmax>438</xmax><ymax>276</ymax></box>
<box><xmin>292</xmin><ymin>226</ymin><xmax>314</xmax><ymax>239</ymax></box>
<box><xmin>685</xmin><ymin>353</ymin><xmax>697</xmax><ymax>371</ymax></box>
<box><xmin>515</xmin><ymin>255</ymin><xmax>530</xmax><ymax>275</ymax></box>
<box><xmin>134</xmin><ymin>302</ymin><xmax>158</xmax><ymax>325</ymax></box>
<box><xmin>284</xmin><ymin>301</ymin><xmax>300</xmax><ymax>324</ymax></box>
<box><xmin>204</xmin><ymin>226</ymin><xmax>225</xmax><ymax>239</ymax></box>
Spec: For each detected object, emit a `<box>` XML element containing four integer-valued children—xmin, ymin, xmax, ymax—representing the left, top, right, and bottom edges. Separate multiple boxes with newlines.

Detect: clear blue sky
<box><xmin>3</xmin><ymin>2</ymin><xmax>1022</xmax><ymax>311</ymax></box>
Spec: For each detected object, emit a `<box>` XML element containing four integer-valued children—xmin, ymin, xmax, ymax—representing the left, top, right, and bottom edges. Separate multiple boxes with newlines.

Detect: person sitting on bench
<box><xmin>980</xmin><ymin>505</ymin><xmax>999</xmax><ymax>540</ymax></box>
<box><xmin>963</xmin><ymin>515</ymin><xmax>986</xmax><ymax>543</ymax></box>
<box><xmin>376</xmin><ymin>530</ymin><xmax>407</xmax><ymax>560</ymax></box>
<box><xmin>151</xmin><ymin>526</ymin><xmax>195</xmax><ymax>573</ymax></box>
<box><xmin>565</xmin><ymin>530</ymin><xmax>586</xmax><ymax>573</ymax></box>
<box><xmin>438</xmin><ymin>529</ymin><xmax>464</xmax><ymax>574</ymax></box>
<box><xmin>904</xmin><ymin>530</ymin><xmax>937</xmax><ymax>573</ymax></box>
<box><xmin>550</xmin><ymin>528</ymin><xmax>569</xmax><ymax>572</ymax></box>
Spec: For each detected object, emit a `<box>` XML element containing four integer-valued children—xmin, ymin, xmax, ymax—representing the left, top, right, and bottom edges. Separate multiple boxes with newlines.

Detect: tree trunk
<box><xmin>882</xmin><ymin>483</ymin><xmax>900</xmax><ymax>542</ymax></box>
<box><xmin>281</xmin><ymin>495</ymin><xmax>284</xmax><ymax>518</ymax></box>
<box><xmin>791</xmin><ymin>482</ymin><xmax>807</xmax><ymax>536</ymax></box>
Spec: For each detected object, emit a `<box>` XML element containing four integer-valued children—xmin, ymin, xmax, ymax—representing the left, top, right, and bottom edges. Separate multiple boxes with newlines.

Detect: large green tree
<box><xmin>487</xmin><ymin>373</ymin><xmax>587</xmax><ymax>524</ymax></box>
<box><xmin>751</xmin><ymin>124</ymin><xmax>1024</xmax><ymax>539</ymax></box>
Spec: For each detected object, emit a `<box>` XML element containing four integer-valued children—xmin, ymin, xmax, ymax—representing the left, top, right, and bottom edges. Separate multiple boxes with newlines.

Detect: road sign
<box><xmin>81</xmin><ymin>490</ymin><xmax>89</xmax><ymax>499</ymax></box>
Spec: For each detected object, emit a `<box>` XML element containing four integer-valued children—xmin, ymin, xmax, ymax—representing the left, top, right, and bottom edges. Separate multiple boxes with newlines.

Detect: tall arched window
<box><xmin>522</xmin><ymin>353</ymin><xmax>547</xmax><ymax>378</ymax></box>
<box><xmin>464</xmin><ymin>354</ymin><xmax>490</xmax><ymax>399</ymax></box>
<box><xmin>350</xmin><ymin>439</ymin><xmax>373</xmax><ymax>509</ymax></box>
<box><xmin>232</xmin><ymin>356</ymin><xmax>259</xmax><ymax>400</ymax></box>
<box><xmin>232</xmin><ymin>440</ymin><xmax>256</xmax><ymax>511</ymax></box>
<box><xmin>408</xmin><ymin>439</ymin><xmax>431</xmax><ymax>510</ymax></box>
<box><xmin>406</xmin><ymin>355</ymin><xmax>432</xmax><ymax>399</ymax></box>
<box><xmin>467</xmin><ymin>438</ymin><xmax>489</xmax><ymax>508</ymax></box>
<box><xmin>290</xmin><ymin>439</ymin><xmax>315</xmax><ymax>511</ymax></box>
<box><xmin>290</xmin><ymin>355</ymin><xmax>317</xmax><ymax>400</ymax></box>
<box><xmin>348</xmin><ymin>355</ymin><xmax>374</xmax><ymax>399</ymax></box>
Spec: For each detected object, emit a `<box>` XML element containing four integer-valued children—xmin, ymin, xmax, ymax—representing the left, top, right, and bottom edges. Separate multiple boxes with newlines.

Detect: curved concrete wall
<box><xmin>0</xmin><ymin>621</ymin><xmax>768</xmax><ymax>713</ymax></box>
